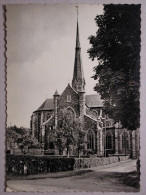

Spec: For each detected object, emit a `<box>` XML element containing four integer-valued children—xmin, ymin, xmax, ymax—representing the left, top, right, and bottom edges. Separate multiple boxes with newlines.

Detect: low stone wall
<box><xmin>74</xmin><ymin>156</ymin><xmax>129</xmax><ymax>169</ymax></box>
<box><xmin>6</xmin><ymin>155</ymin><xmax>130</xmax><ymax>175</ymax></box>
<box><xmin>119</xmin><ymin>155</ymin><xmax>129</xmax><ymax>161</ymax></box>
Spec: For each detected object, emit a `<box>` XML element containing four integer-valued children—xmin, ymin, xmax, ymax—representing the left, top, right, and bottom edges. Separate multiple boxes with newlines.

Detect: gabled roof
<box><xmin>34</xmin><ymin>99</ymin><xmax>54</xmax><ymax>112</ymax></box>
<box><xmin>85</xmin><ymin>94</ymin><xmax>103</xmax><ymax>108</ymax></box>
<box><xmin>34</xmin><ymin>93</ymin><xmax>103</xmax><ymax>113</ymax></box>
<box><xmin>60</xmin><ymin>83</ymin><xmax>78</xmax><ymax>96</ymax></box>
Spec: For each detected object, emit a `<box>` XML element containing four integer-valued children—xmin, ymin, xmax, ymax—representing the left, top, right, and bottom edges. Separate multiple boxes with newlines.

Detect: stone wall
<box><xmin>74</xmin><ymin>156</ymin><xmax>129</xmax><ymax>169</ymax></box>
<box><xmin>58</xmin><ymin>84</ymin><xmax>79</xmax><ymax>117</ymax></box>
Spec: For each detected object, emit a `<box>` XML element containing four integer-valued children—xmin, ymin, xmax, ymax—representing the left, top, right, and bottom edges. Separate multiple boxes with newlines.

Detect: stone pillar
<box><xmin>79</xmin><ymin>91</ymin><xmax>85</xmax><ymax>121</ymax></box>
<box><xmin>99</xmin><ymin>109</ymin><xmax>102</xmax><ymax>118</ymax></box>
<box><xmin>40</xmin><ymin>112</ymin><xmax>44</xmax><ymax>141</ymax></box>
<box><xmin>97</xmin><ymin>120</ymin><xmax>103</xmax><ymax>156</ymax></box>
<box><xmin>41</xmin><ymin>125</ymin><xmax>45</xmax><ymax>155</ymax></box>
<box><xmin>97</xmin><ymin>128</ymin><xmax>100</xmax><ymax>156</ymax></box>
<box><xmin>31</xmin><ymin>114</ymin><xmax>35</xmax><ymax>138</ymax></box>
<box><xmin>132</xmin><ymin>130</ymin><xmax>136</xmax><ymax>158</ymax></box>
<box><xmin>115</xmin><ymin>129</ymin><xmax>119</xmax><ymax>154</ymax></box>
<box><xmin>53</xmin><ymin>90</ymin><xmax>60</xmax><ymax>129</ymax></box>
<box><xmin>114</xmin><ymin>122</ymin><xmax>122</xmax><ymax>154</ymax></box>
<box><xmin>40</xmin><ymin>112</ymin><xmax>44</xmax><ymax>125</ymax></box>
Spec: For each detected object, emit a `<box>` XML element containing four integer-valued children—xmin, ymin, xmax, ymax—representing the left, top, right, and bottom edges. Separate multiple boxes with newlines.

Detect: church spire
<box><xmin>72</xmin><ymin>7</ymin><xmax>85</xmax><ymax>92</ymax></box>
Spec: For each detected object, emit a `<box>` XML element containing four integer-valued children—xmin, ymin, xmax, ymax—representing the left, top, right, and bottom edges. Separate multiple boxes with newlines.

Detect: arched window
<box><xmin>106</xmin><ymin>132</ymin><xmax>113</xmax><ymax>149</ymax></box>
<box><xmin>66</xmin><ymin>107</ymin><xmax>76</xmax><ymax>118</ymax></box>
<box><xmin>122</xmin><ymin>132</ymin><xmax>129</xmax><ymax>149</ymax></box>
<box><xmin>87</xmin><ymin>130</ymin><xmax>94</xmax><ymax>150</ymax></box>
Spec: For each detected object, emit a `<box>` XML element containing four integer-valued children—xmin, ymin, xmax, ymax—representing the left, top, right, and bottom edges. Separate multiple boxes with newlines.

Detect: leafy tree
<box><xmin>55</xmin><ymin>109</ymin><xmax>86</xmax><ymax>157</ymax></box>
<box><xmin>6</xmin><ymin>125</ymin><xmax>41</xmax><ymax>154</ymax></box>
<box><xmin>73</xmin><ymin>120</ymin><xmax>87</xmax><ymax>158</ymax></box>
<box><xmin>76</xmin><ymin>130</ymin><xmax>86</xmax><ymax>158</ymax></box>
<box><xmin>88</xmin><ymin>4</ymin><xmax>141</xmax><ymax>130</ymax></box>
<box><xmin>54</xmin><ymin>129</ymin><xmax>66</xmax><ymax>157</ymax></box>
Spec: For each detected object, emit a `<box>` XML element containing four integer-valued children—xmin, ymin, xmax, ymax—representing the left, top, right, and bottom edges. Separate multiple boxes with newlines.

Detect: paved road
<box><xmin>90</xmin><ymin>159</ymin><xmax>137</xmax><ymax>172</ymax></box>
<box><xmin>6</xmin><ymin>159</ymin><xmax>138</xmax><ymax>192</ymax></box>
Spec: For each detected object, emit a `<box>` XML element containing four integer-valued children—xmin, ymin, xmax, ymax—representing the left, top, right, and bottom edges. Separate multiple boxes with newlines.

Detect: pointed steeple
<box><xmin>76</xmin><ymin>20</ymin><xmax>80</xmax><ymax>48</ymax></box>
<box><xmin>72</xmin><ymin>8</ymin><xmax>85</xmax><ymax>92</ymax></box>
<box><xmin>53</xmin><ymin>90</ymin><xmax>60</xmax><ymax>96</ymax></box>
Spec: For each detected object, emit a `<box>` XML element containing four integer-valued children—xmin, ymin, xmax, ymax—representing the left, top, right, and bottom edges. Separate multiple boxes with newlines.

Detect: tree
<box><xmin>88</xmin><ymin>4</ymin><xmax>141</xmax><ymax>130</ymax></box>
<box><xmin>76</xmin><ymin>130</ymin><xmax>86</xmax><ymax>158</ymax></box>
<box><xmin>54</xmin><ymin>129</ymin><xmax>66</xmax><ymax>157</ymax></box>
<box><xmin>6</xmin><ymin>126</ymin><xmax>41</xmax><ymax>154</ymax></box>
<box><xmin>55</xmin><ymin>109</ymin><xmax>86</xmax><ymax>157</ymax></box>
<box><xmin>73</xmin><ymin>120</ymin><xmax>86</xmax><ymax>158</ymax></box>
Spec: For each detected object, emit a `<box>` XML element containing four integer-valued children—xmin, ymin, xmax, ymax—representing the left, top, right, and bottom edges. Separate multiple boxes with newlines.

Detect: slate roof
<box><xmin>85</xmin><ymin>94</ymin><xmax>103</xmax><ymax>108</ymax></box>
<box><xmin>34</xmin><ymin>93</ymin><xmax>103</xmax><ymax>112</ymax></box>
<box><xmin>34</xmin><ymin>99</ymin><xmax>54</xmax><ymax>112</ymax></box>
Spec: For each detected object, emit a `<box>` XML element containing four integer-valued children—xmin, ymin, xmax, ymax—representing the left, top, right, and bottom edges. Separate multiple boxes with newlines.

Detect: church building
<box><xmin>30</xmin><ymin>18</ymin><xmax>139</xmax><ymax>158</ymax></box>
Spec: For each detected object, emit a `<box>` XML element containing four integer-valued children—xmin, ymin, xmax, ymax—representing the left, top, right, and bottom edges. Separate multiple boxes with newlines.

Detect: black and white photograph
<box><xmin>5</xmin><ymin>3</ymin><xmax>141</xmax><ymax>192</ymax></box>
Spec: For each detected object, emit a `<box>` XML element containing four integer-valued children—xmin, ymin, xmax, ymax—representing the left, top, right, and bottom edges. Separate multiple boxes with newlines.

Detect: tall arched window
<box><xmin>66</xmin><ymin>107</ymin><xmax>76</xmax><ymax>118</ymax></box>
<box><xmin>122</xmin><ymin>132</ymin><xmax>129</xmax><ymax>149</ymax></box>
<box><xmin>106</xmin><ymin>132</ymin><xmax>113</xmax><ymax>149</ymax></box>
<box><xmin>87</xmin><ymin>130</ymin><xmax>94</xmax><ymax>150</ymax></box>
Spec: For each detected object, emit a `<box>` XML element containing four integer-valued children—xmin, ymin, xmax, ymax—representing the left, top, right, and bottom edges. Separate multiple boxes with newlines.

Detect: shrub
<box><xmin>6</xmin><ymin>155</ymin><xmax>75</xmax><ymax>175</ymax></box>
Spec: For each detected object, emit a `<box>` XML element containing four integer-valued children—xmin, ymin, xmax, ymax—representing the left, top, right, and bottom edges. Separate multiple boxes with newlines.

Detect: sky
<box><xmin>6</xmin><ymin>4</ymin><xmax>103</xmax><ymax>128</ymax></box>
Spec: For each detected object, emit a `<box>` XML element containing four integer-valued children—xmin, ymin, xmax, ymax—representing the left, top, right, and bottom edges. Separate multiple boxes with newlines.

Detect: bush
<box><xmin>6</xmin><ymin>155</ymin><xmax>75</xmax><ymax>175</ymax></box>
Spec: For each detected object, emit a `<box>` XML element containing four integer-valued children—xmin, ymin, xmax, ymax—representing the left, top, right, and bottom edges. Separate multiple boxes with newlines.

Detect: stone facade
<box><xmin>30</xmin><ymin>19</ymin><xmax>139</xmax><ymax>158</ymax></box>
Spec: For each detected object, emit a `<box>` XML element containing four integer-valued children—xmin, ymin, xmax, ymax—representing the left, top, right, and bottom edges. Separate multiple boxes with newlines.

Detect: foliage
<box><xmin>7</xmin><ymin>155</ymin><xmax>75</xmax><ymax>175</ymax></box>
<box><xmin>74</xmin><ymin>125</ymin><xmax>87</xmax><ymax>157</ymax></box>
<box><xmin>55</xmin><ymin>109</ymin><xmax>86</xmax><ymax>157</ymax></box>
<box><xmin>88</xmin><ymin>5</ymin><xmax>141</xmax><ymax>130</ymax></box>
<box><xmin>6</xmin><ymin>125</ymin><xmax>41</xmax><ymax>154</ymax></box>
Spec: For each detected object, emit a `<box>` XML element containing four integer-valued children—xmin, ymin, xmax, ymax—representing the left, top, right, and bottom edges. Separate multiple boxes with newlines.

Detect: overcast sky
<box><xmin>6</xmin><ymin>4</ymin><xmax>103</xmax><ymax>128</ymax></box>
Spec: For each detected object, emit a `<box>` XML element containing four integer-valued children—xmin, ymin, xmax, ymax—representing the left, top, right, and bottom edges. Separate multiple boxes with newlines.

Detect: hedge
<box><xmin>6</xmin><ymin>155</ymin><xmax>129</xmax><ymax>176</ymax></box>
<box><xmin>6</xmin><ymin>155</ymin><xmax>75</xmax><ymax>175</ymax></box>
